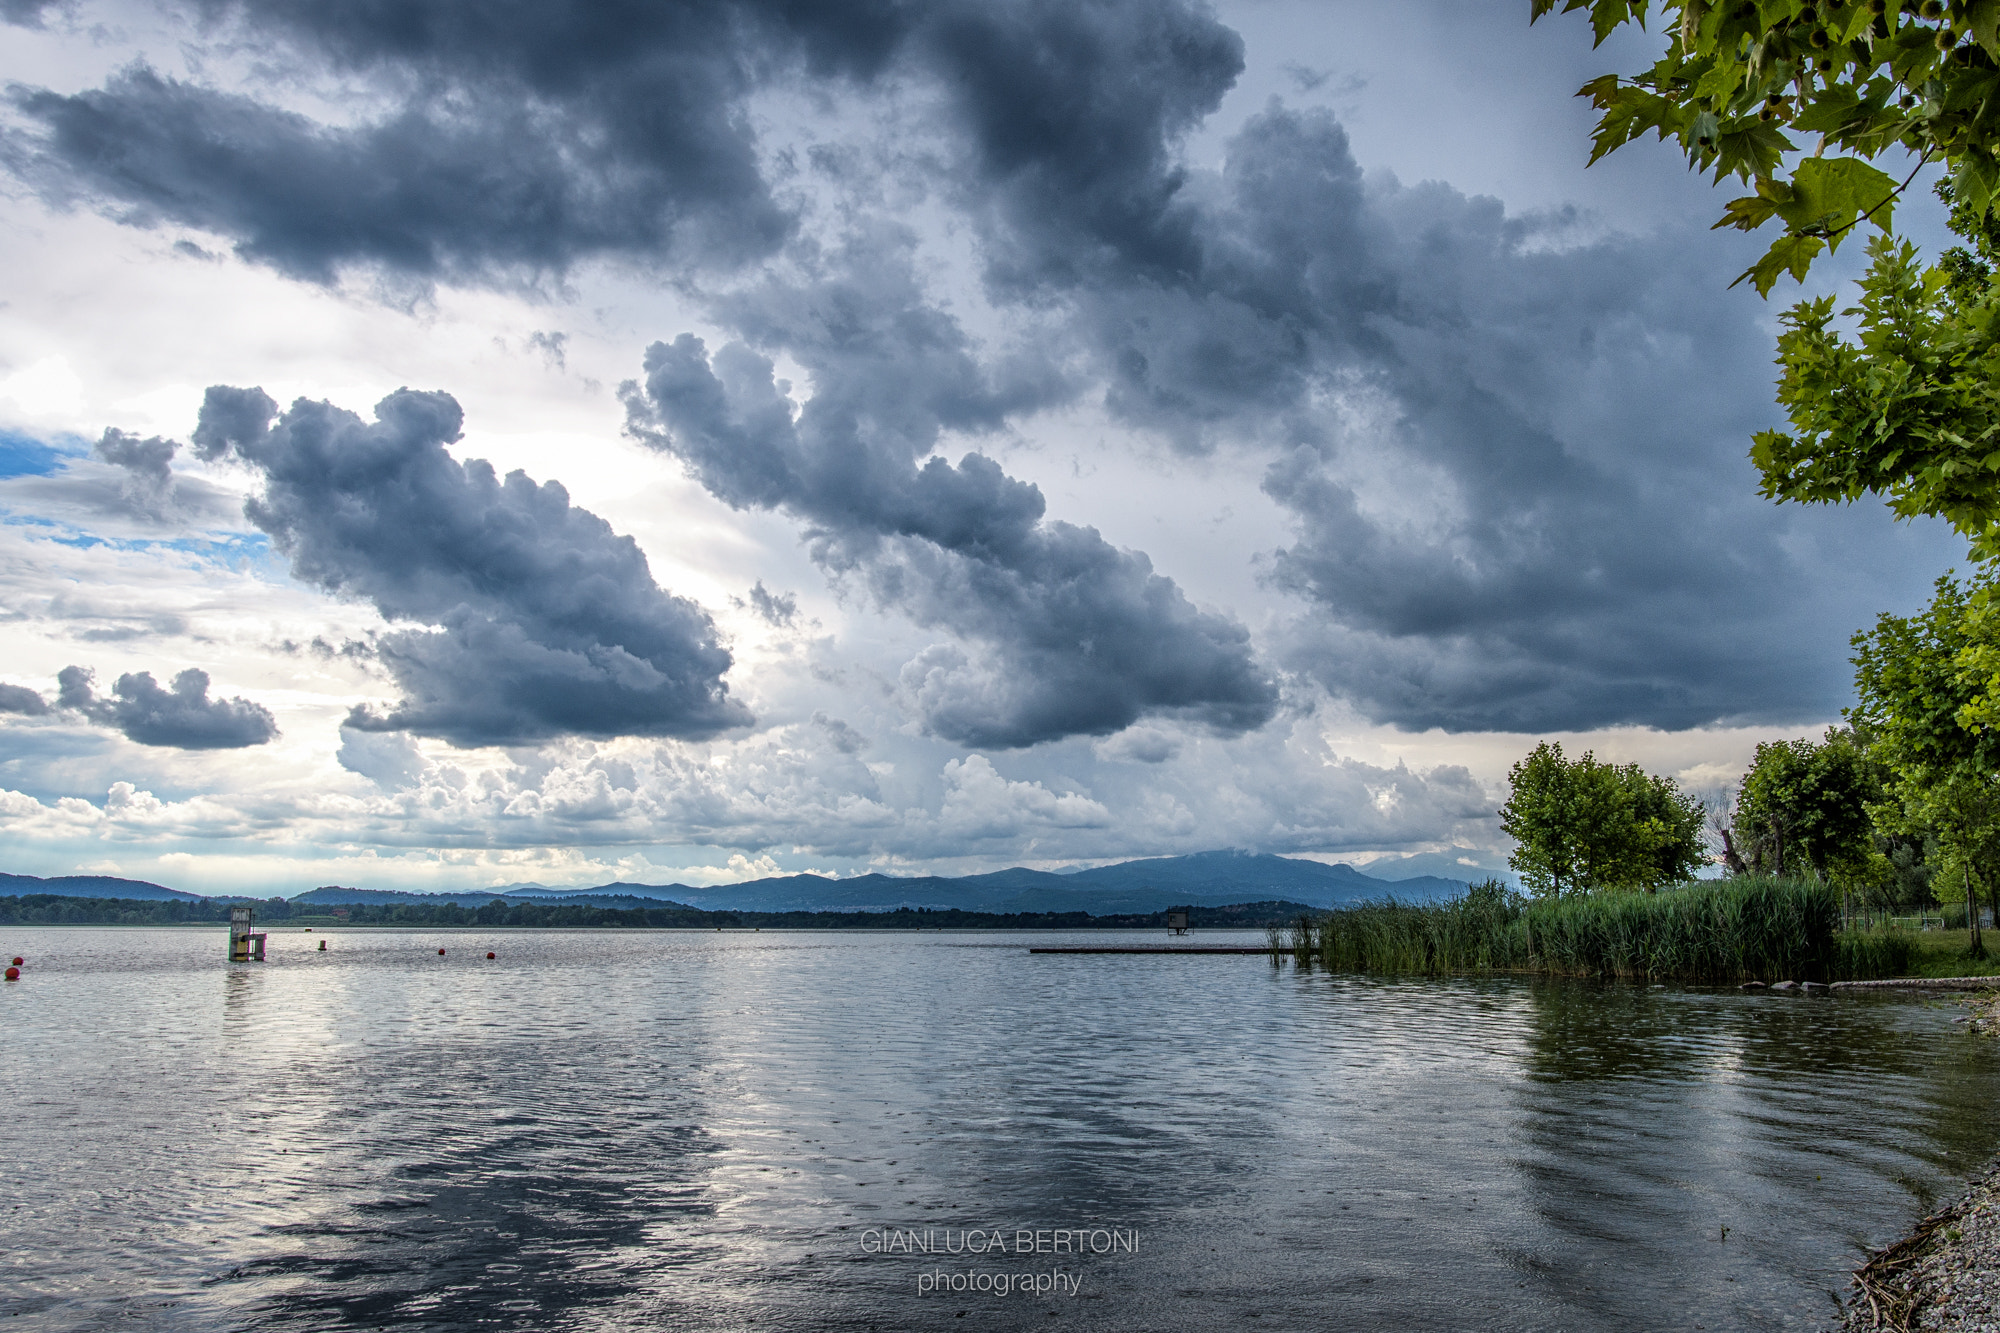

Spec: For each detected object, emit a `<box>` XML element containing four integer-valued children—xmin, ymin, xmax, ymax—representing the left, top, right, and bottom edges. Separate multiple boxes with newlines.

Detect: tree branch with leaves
<box><xmin>1538</xmin><ymin>0</ymin><xmax>2000</xmax><ymax>554</ymax></box>
<box><xmin>1535</xmin><ymin>0</ymin><xmax>2000</xmax><ymax>293</ymax></box>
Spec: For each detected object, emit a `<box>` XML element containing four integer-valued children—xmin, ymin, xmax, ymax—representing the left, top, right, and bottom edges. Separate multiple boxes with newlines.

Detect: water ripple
<box><xmin>1</xmin><ymin>927</ymin><xmax>1994</xmax><ymax>1332</ymax></box>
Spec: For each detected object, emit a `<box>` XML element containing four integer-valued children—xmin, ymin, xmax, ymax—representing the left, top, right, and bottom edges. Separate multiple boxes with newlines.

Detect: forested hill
<box><xmin>0</xmin><ymin>872</ymin><xmax>197</xmax><ymax>901</ymax></box>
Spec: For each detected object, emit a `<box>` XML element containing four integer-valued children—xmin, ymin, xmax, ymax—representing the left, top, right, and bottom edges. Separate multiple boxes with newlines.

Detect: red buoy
<box><xmin>3</xmin><ymin>966</ymin><xmax>17</xmax><ymax>981</ymax></box>
<box><xmin>486</xmin><ymin>952</ymin><xmax>495</xmax><ymax>959</ymax></box>
<box><xmin>9</xmin><ymin>956</ymin><xmax>20</xmax><ymax>966</ymax></box>
<box><xmin>437</xmin><ymin>948</ymin><xmax>446</xmax><ymax>955</ymax></box>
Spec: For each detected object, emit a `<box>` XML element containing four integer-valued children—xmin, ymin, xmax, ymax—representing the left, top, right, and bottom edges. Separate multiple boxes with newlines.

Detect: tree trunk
<box><xmin>1719</xmin><ymin>829</ymin><xmax>1748</xmax><ymax>877</ymax></box>
<box><xmin>1969</xmin><ymin>864</ymin><xmax>1987</xmax><ymax>959</ymax></box>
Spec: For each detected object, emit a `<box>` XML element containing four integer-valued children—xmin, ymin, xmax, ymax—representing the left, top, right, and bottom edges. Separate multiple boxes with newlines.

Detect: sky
<box><xmin>0</xmin><ymin>0</ymin><xmax>1970</xmax><ymax>895</ymax></box>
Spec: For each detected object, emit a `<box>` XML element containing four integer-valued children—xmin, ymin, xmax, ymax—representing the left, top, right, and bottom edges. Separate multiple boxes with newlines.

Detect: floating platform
<box><xmin>1028</xmin><ymin>945</ymin><xmax>1271</xmax><ymax>955</ymax></box>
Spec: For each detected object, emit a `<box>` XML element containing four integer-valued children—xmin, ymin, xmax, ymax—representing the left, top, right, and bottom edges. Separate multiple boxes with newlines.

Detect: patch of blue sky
<box><xmin>0</xmin><ymin>429</ymin><xmax>88</xmax><ymax>479</ymax></box>
<box><xmin>49</xmin><ymin>530</ymin><xmax>273</xmax><ymax>560</ymax></box>
<box><xmin>1</xmin><ymin>510</ymin><xmax>272</xmax><ymax>563</ymax></box>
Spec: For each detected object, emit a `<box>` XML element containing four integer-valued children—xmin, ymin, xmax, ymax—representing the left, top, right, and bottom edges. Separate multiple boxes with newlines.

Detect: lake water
<box><xmin>3</xmin><ymin>926</ymin><xmax>1997</xmax><ymax>1332</ymax></box>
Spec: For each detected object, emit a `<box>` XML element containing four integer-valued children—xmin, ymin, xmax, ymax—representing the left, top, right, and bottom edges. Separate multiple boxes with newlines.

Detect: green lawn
<box><xmin>1875</xmin><ymin>929</ymin><xmax>2000</xmax><ymax>978</ymax></box>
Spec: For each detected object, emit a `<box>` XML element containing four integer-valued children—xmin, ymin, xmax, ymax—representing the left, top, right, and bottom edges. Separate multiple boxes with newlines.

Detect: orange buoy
<box><xmin>437</xmin><ymin>948</ymin><xmax>446</xmax><ymax>955</ymax></box>
<box><xmin>486</xmin><ymin>951</ymin><xmax>495</xmax><ymax>959</ymax></box>
<box><xmin>3</xmin><ymin>966</ymin><xmax>17</xmax><ymax>981</ymax></box>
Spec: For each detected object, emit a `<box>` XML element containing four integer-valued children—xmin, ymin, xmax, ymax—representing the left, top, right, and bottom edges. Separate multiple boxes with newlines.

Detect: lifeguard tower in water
<box><xmin>229</xmin><ymin>905</ymin><xmax>267</xmax><ymax>962</ymax></box>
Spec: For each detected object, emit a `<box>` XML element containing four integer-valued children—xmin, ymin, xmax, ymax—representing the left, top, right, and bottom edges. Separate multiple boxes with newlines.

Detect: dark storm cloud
<box><xmin>623</xmin><ymin>229</ymin><xmax>1277</xmax><ymax>749</ymax></box>
<box><xmin>55</xmin><ymin>664</ymin><xmax>277</xmax><ymax>747</ymax></box>
<box><xmin>0</xmin><ymin>683</ymin><xmax>51</xmax><ymax>715</ymax></box>
<box><xmin>193</xmin><ymin>384</ymin><xmax>747</xmax><ymax>747</ymax></box>
<box><xmin>1</xmin><ymin>0</ymin><xmax>1238</xmax><ymax>290</ymax></box>
<box><xmin>95</xmin><ymin>429</ymin><xmax>175</xmax><ymax>493</ymax></box>
<box><xmin>0</xmin><ymin>0</ymin><xmax>921</xmax><ymax>284</ymax></box>
<box><xmin>4</xmin><ymin>0</ymin><xmax>1925</xmax><ymax>734</ymax></box>
<box><xmin>6</xmin><ymin>62</ymin><xmax>783</xmax><ymax>285</ymax></box>
<box><xmin>916</xmin><ymin>0</ymin><xmax>1242</xmax><ymax>291</ymax></box>
<box><xmin>941</xmin><ymin>97</ymin><xmax>1932</xmax><ymax>731</ymax></box>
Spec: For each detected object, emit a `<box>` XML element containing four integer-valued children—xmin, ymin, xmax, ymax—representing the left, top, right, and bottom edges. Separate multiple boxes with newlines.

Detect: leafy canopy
<box><xmin>1755</xmin><ymin>228</ymin><xmax>2000</xmax><ymax>553</ymax></box>
<box><xmin>1501</xmin><ymin>740</ymin><xmax>1708</xmax><ymax>896</ymax></box>
<box><xmin>1849</xmin><ymin>571</ymin><xmax>2000</xmax><ymax>935</ymax></box>
<box><xmin>1848</xmin><ymin>572</ymin><xmax>2000</xmax><ymax>776</ymax></box>
<box><xmin>1731</xmin><ymin>729</ymin><xmax>1879</xmax><ymax>877</ymax></box>
<box><xmin>1533</xmin><ymin>0</ymin><xmax>2000</xmax><ymax>296</ymax></box>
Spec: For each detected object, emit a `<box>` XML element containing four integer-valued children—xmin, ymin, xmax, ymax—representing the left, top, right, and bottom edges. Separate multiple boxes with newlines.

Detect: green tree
<box><xmin>1850</xmin><ymin>571</ymin><xmax>2000</xmax><ymax>949</ymax></box>
<box><xmin>1849</xmin><ymin>574</ymin><xmax>1997</xmax><ymax>770</ymax></box>
<box><xmin>1875</xmin><ymin>828</ymin><xmax>1938</xmax><ymax>907</ymax></box>
<box><xmin>1731</xmin><ymin>728</ymin><xmax>1879</xmax><ymax>878</ymax></box>
<box><xmin>1502</xmin><ymin>741</ymin><xmax>1708</xmax><ymax>896</ymax></box>
<box><xmin>1756</xmin><ymin>228</ymin><xmax>2000</xmax><ymax>557</ymax></box>
<box><xmin>1915</xmin><ymin>773</ymin><xmax>2000</xmax><ymax>929</ymax></box>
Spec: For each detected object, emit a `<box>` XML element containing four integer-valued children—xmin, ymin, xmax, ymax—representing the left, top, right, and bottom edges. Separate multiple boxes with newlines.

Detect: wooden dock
<box><xmin>1028</xmin><ymin>945</ymin><xmax>1271</xmax><ymax>955</ymax></box>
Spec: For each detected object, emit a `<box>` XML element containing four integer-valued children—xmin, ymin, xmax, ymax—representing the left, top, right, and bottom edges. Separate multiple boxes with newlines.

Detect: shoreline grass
<box><xmin>1270</xmin><ymin>878</ymin><xmax>1938</xmax><ymax>983</ymax></box>
<box><xmin>1893</xmin><ymin>930</ymin><xmax>2000</xmax><ymax>978</ymax></box>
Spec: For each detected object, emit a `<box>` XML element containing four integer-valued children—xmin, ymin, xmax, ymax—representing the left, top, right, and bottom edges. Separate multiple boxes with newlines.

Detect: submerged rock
<box><xmin>1740</xmin><ymin>981</ymin><xmax>1767</xmax><ymax>990</ymax></box>
<box><xmin>1770</xmin><ymin>980</ymin><xmax>1800</xmax><ymax>992</ymax></box>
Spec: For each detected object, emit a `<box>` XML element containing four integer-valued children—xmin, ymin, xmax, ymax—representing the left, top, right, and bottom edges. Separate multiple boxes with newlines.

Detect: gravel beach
<box><xmin>1835</xmin><ymin>990</ymin><xmax>2000</xmax><ymax>1332</ymax></box>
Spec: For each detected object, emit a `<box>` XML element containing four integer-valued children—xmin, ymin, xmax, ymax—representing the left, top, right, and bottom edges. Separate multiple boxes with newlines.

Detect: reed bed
<box><xmin>1269</xmin><ymin>878</ymin><xmax>1916</xmax><ymax>983</ymax></box>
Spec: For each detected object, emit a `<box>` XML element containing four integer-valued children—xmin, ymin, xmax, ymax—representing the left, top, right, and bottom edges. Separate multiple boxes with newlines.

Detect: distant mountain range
<box><xmin>2</xmin><ymin>850</ymin><xmax>1479</xmax><ymax>916</ymax></box>
<box><xmin>1353</xmin><ymin>849</ymin><xmax>1518</xmax><ymax>886</ymax></box>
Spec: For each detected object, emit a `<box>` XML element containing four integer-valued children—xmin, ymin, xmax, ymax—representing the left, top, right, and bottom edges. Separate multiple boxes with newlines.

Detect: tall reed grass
<box><xmin>1270</xmin><ymin>878</ymin><xmax>1915</xmax><ymax>983</ymax></box>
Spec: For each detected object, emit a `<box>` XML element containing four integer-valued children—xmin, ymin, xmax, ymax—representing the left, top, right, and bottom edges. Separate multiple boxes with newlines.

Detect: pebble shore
<box><xmin>1835</xmin><ymin>990</ymin><xmax>2000</xmax><ymax>1333</ymax></box>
